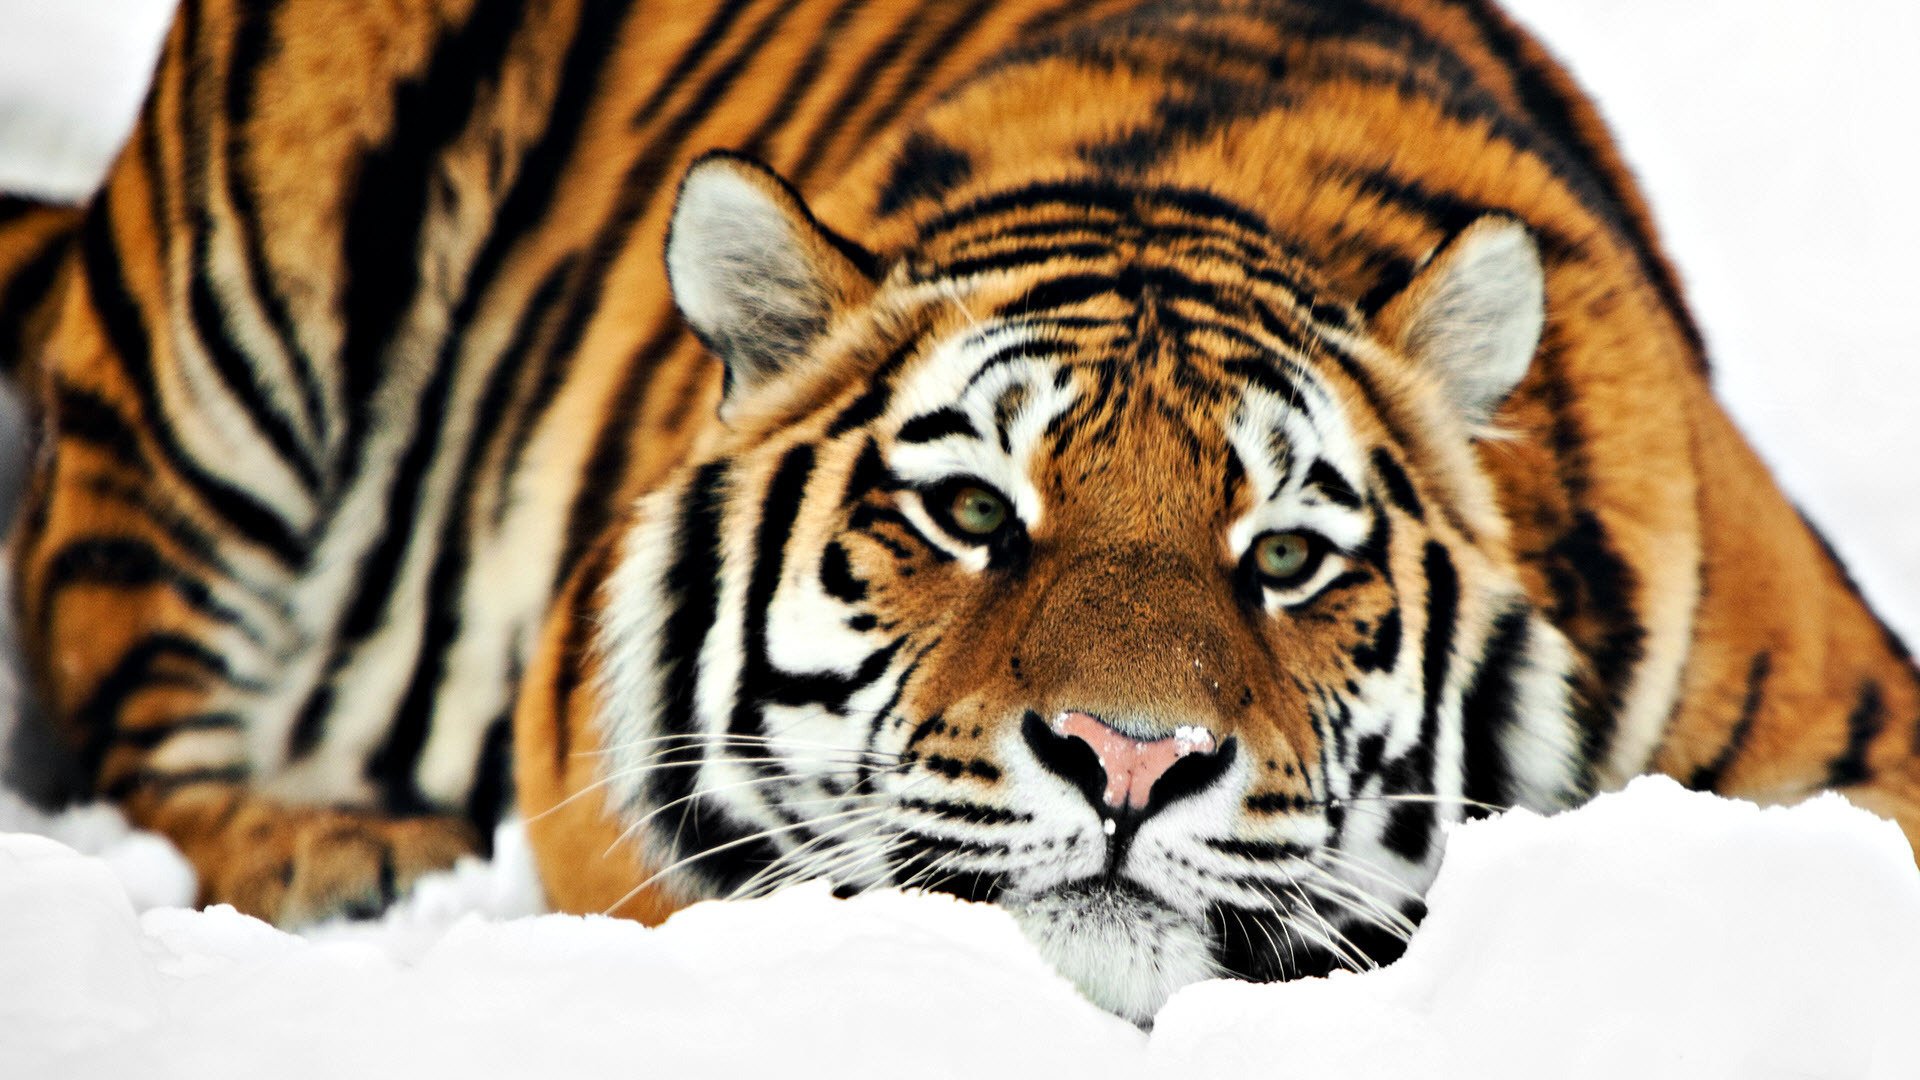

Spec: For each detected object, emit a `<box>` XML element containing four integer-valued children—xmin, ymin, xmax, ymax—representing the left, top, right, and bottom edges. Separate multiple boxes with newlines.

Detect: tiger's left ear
<box><xmin>666</xmin><ymin>151</ymin><xmax>879</xmax><ymax>405</ymax></box>
<box><xmin>1373</xmin><ymin>216</ymin><xmax>1545</xmax><ymax>428</ymax></box>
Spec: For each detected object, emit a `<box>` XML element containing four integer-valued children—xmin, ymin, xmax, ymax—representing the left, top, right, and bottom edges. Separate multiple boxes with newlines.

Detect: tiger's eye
<box><xmin>949</xmin><ymin>485</ymin><xmax>1009</xmax><ymax>537</ymax></box>
<box><xmin>1254</xmin><ymin>532</ymin><xmax>1313</xmax><ymax>581</ymax></box>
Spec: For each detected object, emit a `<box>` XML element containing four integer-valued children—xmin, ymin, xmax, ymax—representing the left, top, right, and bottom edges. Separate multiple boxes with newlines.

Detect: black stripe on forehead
<box><xmin>1222</xmin><ymin>357</ymin><xmax>1312</xmax><ymax>416</ymax></box>
<box><xmin>1305</xmin><ymin>459</ymin><xmax>1363</xmax><ymax>509</ymax></box>
<box><xmin>960</xmin><ymin>335</ymin><xmax>1073</xmax><ymax>393</ymax></box>
<box><xmin>896</xmin><ymin>408</ymin><xmax>979</xmax><ymax>445</ymax></box>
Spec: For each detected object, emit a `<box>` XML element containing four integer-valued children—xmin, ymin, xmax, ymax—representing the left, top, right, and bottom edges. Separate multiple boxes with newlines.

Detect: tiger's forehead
<box><xmin>880</xmin><ymin>298</ymin><xmax>1370</xmax><ymax>537</ymax></box>
<box><xmin>867</xmin><ymin>183</ymin><xmax>1387</xmax><ymax>534</ymax></box>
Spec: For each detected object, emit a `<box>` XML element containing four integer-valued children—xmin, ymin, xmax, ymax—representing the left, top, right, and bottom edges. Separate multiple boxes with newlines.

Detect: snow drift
<box><xmin>6</xmin><ymin>777</ymin><xmax>1918</xmax><ymax>1079</ymax></box>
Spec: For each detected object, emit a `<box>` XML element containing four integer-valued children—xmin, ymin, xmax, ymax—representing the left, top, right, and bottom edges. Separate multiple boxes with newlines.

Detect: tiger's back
<box><xmin>2</xmin><ymin>0</ymin><xmax>1915</xmax><ymax>950</ymax></box>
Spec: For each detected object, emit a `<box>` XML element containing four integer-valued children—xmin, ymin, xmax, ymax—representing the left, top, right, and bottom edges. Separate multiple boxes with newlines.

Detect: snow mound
<box><xmin>5</xmin><ymin>776</ymin><xmax>1917</xmax><ymax>1080</ymax></box>
<box><xmin>1157</xmin><ymin>778</ymin><xmax>1920</xmax><ymax>1079</ymax></box>
<box><xmin>0</xmin><ymin>787</ymin><xmax>193</xmax><ymax>912</ymax></box>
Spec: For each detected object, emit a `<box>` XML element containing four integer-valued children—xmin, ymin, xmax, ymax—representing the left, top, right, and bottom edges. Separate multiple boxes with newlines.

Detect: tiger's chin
<box><xmin>1005</xmin><ymin>880</ymin><xmax>1219</xmax><ymax>1026</ymax></box>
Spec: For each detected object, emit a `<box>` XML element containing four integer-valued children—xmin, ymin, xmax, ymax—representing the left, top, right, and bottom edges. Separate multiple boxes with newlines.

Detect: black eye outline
<box><xmin>1242</xmin><ymin>529</ymin><xmax>1330</xmax><ymax>593</ymax></box>
<box><xmin>918</xmin><ymin>476</ymin><xmax>1025</xmax><ymax>550</ymax></box>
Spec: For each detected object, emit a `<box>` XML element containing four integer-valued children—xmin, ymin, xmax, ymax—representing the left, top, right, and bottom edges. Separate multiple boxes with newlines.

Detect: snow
<box><xmin>5</xmin><ymin>778</ymin><xmax>1918</xmax><ymax>1079</ymax></box>
<box><xmin>3</xmin><ymin>1</ymin><xmax>1920</xmax><ymax>1076</ymax></box>
<box><xmin>0</xmin><ymin>0</ymin><xmax>174</xmax><ymax>201</ymax></box>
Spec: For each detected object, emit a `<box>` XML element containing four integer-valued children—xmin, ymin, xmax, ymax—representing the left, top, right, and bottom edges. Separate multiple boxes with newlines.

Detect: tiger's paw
<box><xmin>195</xmin><ymin>804</ymin><xmax>479</xmax><ymax>928</ymax></box>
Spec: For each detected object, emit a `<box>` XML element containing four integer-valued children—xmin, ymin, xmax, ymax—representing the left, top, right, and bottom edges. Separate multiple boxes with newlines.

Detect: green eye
<box><xmin>1252</xmin><ymin>531</ymin><xmax>1320</xmax><ymax>585</ymax></box>
<box><xmin>949</xmin><ymin>484</ymin><xmax>1010</xmax><ymax>537</ymax></box>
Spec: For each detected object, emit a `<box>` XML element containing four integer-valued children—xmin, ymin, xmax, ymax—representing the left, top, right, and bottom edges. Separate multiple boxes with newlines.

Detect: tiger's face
<box><xmin>594</xmin><ymin>154</ymin><xmax>1586</xmax><ymax>1022</ymax></box>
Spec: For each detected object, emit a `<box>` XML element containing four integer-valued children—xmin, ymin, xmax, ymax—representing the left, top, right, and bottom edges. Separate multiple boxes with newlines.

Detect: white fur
<box><xmin>1398</xmin><ymin>219</ymin><xmax>1546</xmax><ymax>427</ymax></box>
<box><xmin>666</xmin><ymin>161</ymin><xmax>829</xmax><ymax>391</ymax></box>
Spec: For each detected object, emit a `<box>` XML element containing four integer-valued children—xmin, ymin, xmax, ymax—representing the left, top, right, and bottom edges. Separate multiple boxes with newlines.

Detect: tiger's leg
<box><xmin>15</xmin><ymin>337</ymin><xmax>480</xmax><ymax>924</ymax></box>
<box><xmin>15</xmin><ymin>306</ymin><xmax>481</xmax><ymax>924</ymax></box>
<box><xmin>5</xmin><ymin>0</ymin><xmax>584</xmax><ymax>924</ymax></box>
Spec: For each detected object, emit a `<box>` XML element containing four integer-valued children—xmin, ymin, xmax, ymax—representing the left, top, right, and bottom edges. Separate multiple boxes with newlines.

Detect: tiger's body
<box><xmin>4</xmin><ymin>0</ymin><xmax>1916</xmax><ymax>1018</ymax></box>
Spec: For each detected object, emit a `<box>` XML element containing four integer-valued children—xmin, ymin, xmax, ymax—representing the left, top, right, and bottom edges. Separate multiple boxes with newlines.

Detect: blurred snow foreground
<box><xmin>3</xmin><ymin>779</ymin><xmax>1917</xmax><ymax>1080</ymax></box>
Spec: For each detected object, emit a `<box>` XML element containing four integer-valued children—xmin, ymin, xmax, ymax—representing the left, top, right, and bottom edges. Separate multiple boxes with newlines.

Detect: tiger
<box><xmin>3</xmin><ymin>0</ymin><xmax>1916</xmax><ymax>1022</ymax></box>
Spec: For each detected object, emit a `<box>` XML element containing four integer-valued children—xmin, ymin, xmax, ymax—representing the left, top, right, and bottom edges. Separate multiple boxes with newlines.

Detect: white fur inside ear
<box><xmin>666</xmin><ymin>160</ymin><xmax>830</xmax><ymax>389</ymax></box>
<box><xmin>1396</xmin><ymin>218</ymin><xmax>1545</xmax><ymax>426</ymax></box>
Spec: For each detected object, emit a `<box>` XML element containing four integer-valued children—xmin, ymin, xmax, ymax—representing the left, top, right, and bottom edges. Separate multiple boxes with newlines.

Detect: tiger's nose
<box><xmin>1023</xmin><ymin>710</ymin><xmax>1222</xmax><ymax>813</ymax></box>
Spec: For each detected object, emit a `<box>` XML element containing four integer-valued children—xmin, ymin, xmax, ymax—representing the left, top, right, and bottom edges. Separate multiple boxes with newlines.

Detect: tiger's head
<box><xmin>592</xmin><ymin>152</ymin><xmax>1587</xmax><ymax>1022</ymax></box>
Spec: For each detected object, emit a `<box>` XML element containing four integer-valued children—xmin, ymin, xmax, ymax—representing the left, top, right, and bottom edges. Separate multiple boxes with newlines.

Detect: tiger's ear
<box><xmin>666</xmin><ymin>152</ymin><xmax>878</xmax><ymax>405</ymax></box>
<box><xmin>1373</xmin><ymin>216</ymin><xmax>1545</xmax><ymax>427</ymax></box>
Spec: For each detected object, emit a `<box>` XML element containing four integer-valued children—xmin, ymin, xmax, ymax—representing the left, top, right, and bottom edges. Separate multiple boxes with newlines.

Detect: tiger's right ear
<box><xmin>1371</xmin><ymin>216</ymin><xmax>1545</xmax><ymax>429</ymax></box>
<box><xmin>666</xmin><ymin>152</ymin><xmax>879</xmax><ymax>405</ymax></box>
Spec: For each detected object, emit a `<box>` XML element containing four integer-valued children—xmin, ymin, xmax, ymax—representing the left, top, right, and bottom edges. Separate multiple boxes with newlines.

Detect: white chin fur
<box><xmin>1008</xmin><ymin>886</ymin><xmax>1218</xmax><ymax>1025</ymax></box>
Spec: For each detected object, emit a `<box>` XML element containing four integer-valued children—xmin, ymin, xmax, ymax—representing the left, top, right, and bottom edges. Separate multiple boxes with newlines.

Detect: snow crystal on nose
<box><xmin>1172</xmin><ymin>726</ymin><xmax>1215</xmax><ymax>755</ymax></box>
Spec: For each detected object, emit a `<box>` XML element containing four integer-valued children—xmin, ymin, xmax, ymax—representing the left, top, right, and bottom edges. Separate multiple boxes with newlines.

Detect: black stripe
<box><xmin>465</xmin><ymin>713</ymin><xmax>514</xmax><ymax>848</ymax></box>
<box><xmin>179</xmin><ymin>0</ymin><xmax>320</xmax><ymax>494</ymax></box>
<box><xmin>76</xmin><ymin>632</ymin><xmax>264</xmax><ymax>785</ymax></box>
<box><xmin>875</xmin><ymin>133</ymin><xmax>975</xmax><ymax>218</ymax></box>
<box><xmin>838</xmin><ymin>437</ymin><xmax>899</xmax><ymax>508</ymax></box>
<box><xmin>736</xmin><ymin>0</ymin><xmax>871</xmax><ymax>161</ymax></box>
<box><xmin>102</xmin><ymin>764</ymin><xmax>250</xmax><ymax>800</ymax></box>
<box><xmin>40</xmin><ymin>537</ymin><xmax>261</xmax><ymax>646</ymax></box>
<box><xmin>895</xmin><ymin>407</ymin><xmax>977</xmax><ymax>444</ymax></box>
<box><xmin>960</xmin><ymin>337</ymin><xmax>1072</xmax><ymax>394</ymax></box>
<box><xmin>1223</xmin><ymin>357</ymin><xmax>1309</xmax><ymax>413</ymax></box>
<box><xmin>0</xmin><ymin>231</ymin><xmax>71</xmax><ymax>375</ymax></box>
<box><xmin>549</xmin><ymin>538</ymin><xmax>616</xmax><ymax>773</ymax></box>
<box><xmin>787</xmin><ymin>0</ymin><xmax>934</xmax><ymax>184</ymax></box>
<box><xmin>847</xmin><ymin>0</ymin><xmax>997</xmax><ymax>155</ymax></box>
<box><xmin>652</xmin><ymin>462</ymin><xmax>729</xmax><ymax>765</ymax></box>
<box><xmin>1207</xmin><ymin>836</ymin><xmax>1311</xmax><ymax>862</ymax></box>
<box><xmin>763</xmin><ymin>639</ymin><xmax>904</xmax><ymax>716</ymax></box>
<box><xmin>554</xmin><ymin>320</ymin><xmax>679</xmax><ymax>588</ymax></box>
<box><xmin>825</xmin><ymin>337</ymin><xmax>919</xmax><ymax>437</ymax></box>
<box><xmin>112</xmin><ymin>711</ymin><xmax>243</xmax><ymax>750</ymax></box>
<box><xmin>731</xmin><ymin>444</ymin><xmax>817</xmax><ymax>740</ymax></box>
<box><xmin>185</xmin><ymin>223</ymin><xmax>323</xmax><ymax>491</ymax></box>
<box><xmin>1304</xmin><ymin>459</ymin><xmax>1362</xmax><ymax>509</ymax></box>
<box><xmin>334</xmin><ymin>0</ymin><xmax>526</xmax><ymax>488</ymax></box>
<box><xmin>0</xmin><ymin>196</ymin><xmax>43</xmax><ymax>226</ymax></box>
<box><xmin>896</xmin><ymin>797</ymin><xmax>1030</xmax><ymax>827</ymax></box>
<box><xmin>366</xmin><ymin>259</ymin><xmax>575</xmax><ymax>808</ymax></box>
<box><xmin>819</xmin><ymin>541</ymin><xmax>868</xmax><ymax>603</ymax></box>
<box><xmin>285</xmin><ymin>684</ymin><xmax>332</xmax><ymax>761</ymax></box>
<box><xmin>223</xmin><ymin>0</ymin><xmax>330</xmax><ymax>446</ymax></box>
<box><xmin>292</xmin><ymin>309</ymin><xmax>464</xmax><ymax>761</ymax></box>
<box><xmin>1382</xmin><ymin>541</ymin><xmax>1458</xmax><ymax>862</ymax></box>
<box><xmin>473</xmin><ymin>0</ymin><xmax>641</xmax><ymax>520</ymax></box>
<box><xmin>1351</xmin><ymin>606</ymin><xmax>1400</xmax><ymax>674</ymax></box>
<box><xmin>1459</xmin><ymin>607</ymin><xmax>1529</xmax><ymax>815</ymax></box>
<box><xmin>992</xmin><ymin>273</ymin><xmax>1120</xmax><ymax>318</ymax></box>
<box><xmin>78</xmin><ymin>474</ymin><xmax>293</xmax><ymax>621</ymax></box>
<box><xmin>51</xmin><ymin>381</ymin><xmax>146</xmax><ymax>470</ymax></box>
<box><xmin>1826</xmin><ymin>680</ymin><xmax>1885</xmax><ymax>788</ymax></box>
<box><xmin>1688</xmin><ymin>652</ymin><xmax>1769</xmax><ymax>792</ymax></box>
<box><xmin>1223</xmin><ymin>444</ymin><xmax>1247</xmax><ymax>509</ymax></box>
<box><xmin>851</xmin><ymin>503</ymin><xmax>953</xmax><ymax>564</ymax></box>
<box><xmin>79</xmin><ymin>194</ymin><xmax>305</xmax><ymax>563</ymax></box>
<box><xmin>649</xmin><ymin>462</ymin><xmax>782</xmax><ymax>889</ymax></box>
<box><xmin>1371</xmin><ymin>447</ymin><xmax>1424</xmax><ymax>521</ymax></box>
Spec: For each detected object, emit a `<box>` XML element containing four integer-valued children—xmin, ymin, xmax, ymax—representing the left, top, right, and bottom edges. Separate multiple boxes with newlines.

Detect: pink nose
<box><xmin>1052</xmin><ymin>711</ymin><xmax>1218</xmax><ymax>811</ymax></box>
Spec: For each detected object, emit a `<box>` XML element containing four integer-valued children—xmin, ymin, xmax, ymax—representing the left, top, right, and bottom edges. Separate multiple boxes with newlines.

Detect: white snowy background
<box><xmin>2</xmin><ymin>2</ymin><xmax>1917</xmax><ymax>1077</ymax></box>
